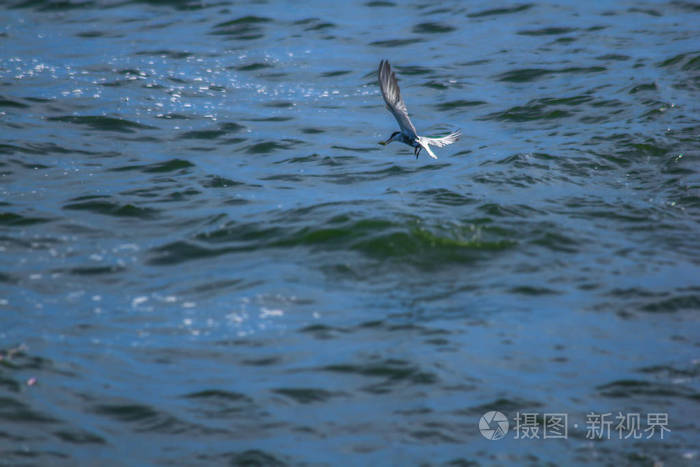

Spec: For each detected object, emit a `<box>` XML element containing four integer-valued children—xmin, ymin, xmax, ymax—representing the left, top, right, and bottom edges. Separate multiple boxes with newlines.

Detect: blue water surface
<box><xmin>1</xmin><ymin>0</ymin><xmax>699</xmax><ymax>464</ymax></box>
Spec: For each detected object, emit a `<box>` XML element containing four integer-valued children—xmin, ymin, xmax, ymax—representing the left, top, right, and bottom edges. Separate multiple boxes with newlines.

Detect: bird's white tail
<box><xmin>417</xmin><ymin>138</ymin><xmax>438</xmax><ymax>159</ymax></box>
<box><xmin>417</xmin><ymin>130</ymin><xmax>461</xmax><ymax>159</ymax></box>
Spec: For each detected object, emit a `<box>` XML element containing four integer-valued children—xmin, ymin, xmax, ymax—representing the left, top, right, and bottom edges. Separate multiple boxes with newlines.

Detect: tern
<box><xmin>377</xmin><ymin>59</ymin><xmax>461</xmax><ymax>159</ymax></box>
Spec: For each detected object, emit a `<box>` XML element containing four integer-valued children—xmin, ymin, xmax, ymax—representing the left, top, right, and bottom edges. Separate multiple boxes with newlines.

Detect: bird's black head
<box><xmin>390</xmin><ymin>131</ymin><xmax>400</xmax><ymax>139</ymax></box>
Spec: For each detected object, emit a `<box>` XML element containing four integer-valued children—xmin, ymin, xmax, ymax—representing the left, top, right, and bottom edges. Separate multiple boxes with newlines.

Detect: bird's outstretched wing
<box><xmin>421</xmin><ymin>130</ymin><xmax>461</xmax><ymax>148</ymax></box>
<box><xmin>378</xmin><ymin>59</ymin><xmax>417</xmax><ymax>138</ymax></box>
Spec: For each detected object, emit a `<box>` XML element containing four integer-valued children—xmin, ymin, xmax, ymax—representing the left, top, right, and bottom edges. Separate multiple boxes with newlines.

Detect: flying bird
<box><xmin>377</xmin><ymin>59</ymin><xmax>461</xmax><ymax>159</ymax></box>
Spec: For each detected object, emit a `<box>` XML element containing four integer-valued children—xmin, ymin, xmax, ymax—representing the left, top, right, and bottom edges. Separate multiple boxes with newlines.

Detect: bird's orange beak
<box><xmin>378</xmin><ymin>140</ymin><xmax>387</xmax><ymax>146</ymax></box>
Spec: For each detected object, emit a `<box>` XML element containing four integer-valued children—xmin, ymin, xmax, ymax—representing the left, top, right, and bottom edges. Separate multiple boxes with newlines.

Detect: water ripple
<box><xmin>47</xmin><ymin>116</ymin><xmax>156</xmax><ymax>133</ymax></box>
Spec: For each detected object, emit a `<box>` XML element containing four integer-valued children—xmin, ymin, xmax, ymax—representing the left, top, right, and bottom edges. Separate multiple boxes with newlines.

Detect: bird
<box><xmin>377</xmin><ymin>59</ymin><xmax>461</xmax><ymax>159</ymax></box>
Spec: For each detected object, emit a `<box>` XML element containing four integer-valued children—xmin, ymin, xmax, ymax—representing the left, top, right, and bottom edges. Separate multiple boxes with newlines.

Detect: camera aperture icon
<box><xmin>479</xmin><ymin>411</ymin><xmax>509</xmax><ymax>440</ymax></box>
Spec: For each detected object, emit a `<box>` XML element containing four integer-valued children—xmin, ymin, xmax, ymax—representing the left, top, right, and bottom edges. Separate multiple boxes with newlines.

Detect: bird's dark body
<box><xmin>388</xmin><ymin>130</ymin><xmax>422</xmax><ymax>158</ymax></box>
